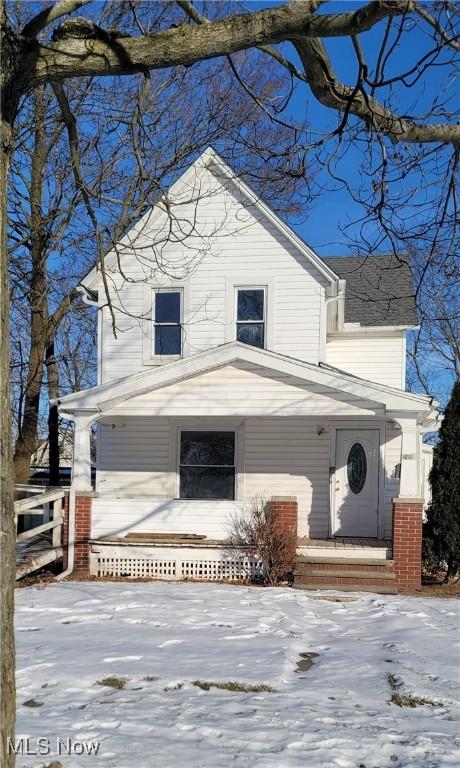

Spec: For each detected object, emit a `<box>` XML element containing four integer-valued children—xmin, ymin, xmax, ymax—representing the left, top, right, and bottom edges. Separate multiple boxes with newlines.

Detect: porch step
<box><xmin>298</xmin><ymin>547</ymin><xmax>392</xmax><ymax>561</ymax></box>
<box><xmin>293</xmin><ymin>554</ymin><xmax>397</xmax><ymax>594</ymax></box>
<box><xmin>296</xmin><ymin>555</ymin><xmax>394</xmax><ymax>568</ymax></box>
<box><xmin>293</xmin><ymin>583</ymin><xmax>398</xmax><ymax>595</ymax></box>
<box><xmin>299</xmin><ymin>569</ymin><xmax>395</xmax><ymax>580</ymax></box>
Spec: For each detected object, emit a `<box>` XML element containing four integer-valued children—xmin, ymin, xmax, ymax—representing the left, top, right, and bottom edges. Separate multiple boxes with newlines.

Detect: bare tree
<box><xmin>9</xmin><ymin>2</ymin><xmax>307</xmax><ymax>484</ymax></box>
<box><xmin>1</xmin><ymin>1</ymin><xmax>459</xmax><ymax>764</ymax></box>
<box><xmin>407</xmin><ymin>245</ymin><xmax>459</xmax><ymax>403</ymax></box>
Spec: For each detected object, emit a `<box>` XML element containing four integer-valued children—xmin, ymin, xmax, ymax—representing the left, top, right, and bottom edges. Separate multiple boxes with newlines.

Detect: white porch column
<box><xmin>397</xmin><ymin>417</ymin><xmax>421</xmax><ymax>499</ymax></box>
<box><xmin>72</xmin><ymin>414</ymin><xmax>95</xmax><ymax>492</ymax></box>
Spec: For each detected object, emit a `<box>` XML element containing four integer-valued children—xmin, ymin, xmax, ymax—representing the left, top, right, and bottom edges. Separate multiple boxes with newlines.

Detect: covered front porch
<box><xmin>87</xmin><ymin>530</ymin><xmax>394</xmax><ymax>588</ymax></box>
<box><xmin>56</xmin><ymin>342</ymin><xmax>438</xmax><ymax>589</ymax></box>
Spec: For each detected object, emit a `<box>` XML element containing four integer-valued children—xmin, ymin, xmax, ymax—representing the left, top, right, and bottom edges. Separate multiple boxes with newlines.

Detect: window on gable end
<box><xmin>236</xmin><ymin>288</ymin><xmax>265</xmax><ymax>349</ymax></box>
<box><xmin>153</xmin><ymin>290</ymin><xmax>182</xmax><ymax>356</ymax></box>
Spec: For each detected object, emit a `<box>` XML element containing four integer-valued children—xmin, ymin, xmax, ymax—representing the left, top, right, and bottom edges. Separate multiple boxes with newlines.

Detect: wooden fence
<box><xmin>15</xmin><ymin>486</ymin><xmax>66</xmax><ymax>579</ymax></box>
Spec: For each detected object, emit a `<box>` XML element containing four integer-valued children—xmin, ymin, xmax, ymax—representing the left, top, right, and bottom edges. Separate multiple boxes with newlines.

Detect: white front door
<box><xmin>333</xmin><ymin>429</ymin><xmax>380</xmax><ymax>537</ymax></box>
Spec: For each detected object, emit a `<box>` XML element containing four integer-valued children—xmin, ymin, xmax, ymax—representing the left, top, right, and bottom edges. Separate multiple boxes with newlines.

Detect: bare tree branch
<box><xmin>27</xmin><ymin>2</ymin><xmax>410</xmax><ymax>82</ymax></box>
<box><xmin>294</xmin><ymin>36</ymin><xmax>460</xmax><ymax>144</ymax></box>
<box><xmin>414</xmin><ymin>2</ymin><xmax>460</xmax><ymax>52</ymax></box>
<box><xmin>177</xmin><ymin>0</ymin><xmax>309</xmax><ymax>83</ymax></box>
<box><xmin>21</xmin><ymin>0</ymin><xmax>91</xmax><ymax>39</ymax></box>
<box><xmin>51</xmin><ymin>80</ymin><xmax>117</xmax><ymax>336</ymax></box>
<box><xmin>20</xmin><ymin>1</ymin><xmax>458</xmax><ymax>146</ymax></box>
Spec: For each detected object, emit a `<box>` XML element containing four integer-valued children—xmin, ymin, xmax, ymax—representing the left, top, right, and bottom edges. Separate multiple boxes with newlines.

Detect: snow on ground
<box><xmin>15</xmin><ymin>582</ymin><xmax>460</xmax><ymax>768</ymax></box>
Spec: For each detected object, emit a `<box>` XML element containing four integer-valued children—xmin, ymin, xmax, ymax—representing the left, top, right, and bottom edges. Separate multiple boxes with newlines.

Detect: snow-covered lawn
<box><xmin>15</xmin><ymin>582</ymin><xmax>459</xmax><ymax>768</ymax></box>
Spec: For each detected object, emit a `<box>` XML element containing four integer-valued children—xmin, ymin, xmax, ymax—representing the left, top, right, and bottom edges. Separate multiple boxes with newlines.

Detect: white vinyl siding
<box><xmin>95</xmin><ymin>413</ymin><xmax>401</xmax><ymax>541</ymax></box>
<box><xmin>97</xmin><ymin>418</ymin><xmax>170</xmax><ymax>497</ymax></box>
<box><xmin>91</xmin><ymin>499</ymin><xmax>241</xmax><ymax>540</ymax></box>
<box><xmin>244</xmin><ymin>418</ymin><xmax>330</xmax><ymax>538</ymax></box>
<box><xmin>118</xmin><ymin>362</ymin><xmax>379</xmax><ymax>417</ymax></box>
<box><xmin>98</xmin><ymin>169</ymin><xmax>328</xmax><ymax>383</ymax></box>
<box><xmin>95</xmin><ymin>415</ymin><xmax>328</xmax><ymax>539</ymax></box>
<box><xmin>326</xmin><ymin>331</ymin><xmax>406</xmax><ymax>389</ymax></box>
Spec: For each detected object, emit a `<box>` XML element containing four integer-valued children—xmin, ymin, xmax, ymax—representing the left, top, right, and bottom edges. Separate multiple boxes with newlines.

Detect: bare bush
<box><xmin>230</xmin><ymin>496</ymin><xmax>297</xmax><ymax>586</ymax></box>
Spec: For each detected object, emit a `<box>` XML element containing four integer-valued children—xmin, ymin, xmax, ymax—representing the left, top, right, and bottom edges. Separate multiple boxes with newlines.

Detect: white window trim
<box><xmin>235</xmin><ymin>286</ymin><xmax>266</xmax><ymax>349</ymax></box>
<box><xmin>153</xmin><ymin>288</ymin><xmax>183</xmax><ymax>359</ymax></box>
<box><xmin>143</xmin><ymin>285</ymin><xmax>189</xmax><ymax>366</ymax></box>
<box><xmin>169</xmin><ymin>420</ymin><xmax>245</xmax><ymax>501</ymax></box>
<box><xmin>225</xmin><ymin>279</ymin><xmax>274</xmax><ymax>350</ymax></box>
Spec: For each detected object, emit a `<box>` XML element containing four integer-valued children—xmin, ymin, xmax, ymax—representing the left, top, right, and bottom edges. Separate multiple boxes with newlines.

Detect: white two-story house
<box><xmin>56</xmin><ymin>148</ymin><xmax>439</xmax><ymax>591</ymax></box>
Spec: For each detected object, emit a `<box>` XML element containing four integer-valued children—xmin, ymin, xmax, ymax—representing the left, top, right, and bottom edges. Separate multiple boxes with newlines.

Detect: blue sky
<box><xmin>249</xmin><ymin>0</ymin><xmax>459</xmax><ymax>255</ymax></box>
<box><xmin>11</xmin><ymin>1</ymin><xmax>456</xmax><ymax>410</ymax></box>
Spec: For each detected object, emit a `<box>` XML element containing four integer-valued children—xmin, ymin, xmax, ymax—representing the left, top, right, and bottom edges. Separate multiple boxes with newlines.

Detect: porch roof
<box><xmin>55</xmin><ymin>342</ymin><xmax>436</xmax><ymax>423</ymax></box>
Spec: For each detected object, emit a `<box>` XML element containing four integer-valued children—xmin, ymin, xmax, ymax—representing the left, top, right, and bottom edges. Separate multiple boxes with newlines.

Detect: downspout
<box><xmin>54</xmin><ymin>284</ymin><xmax>100</xmax><ymax>581</ymax></box>
<box><xmin>52</xmin><ymin>405</ymin><xmax>85</xmax><ymax>581</ymax></box>
<box><xmin>56</xmin><ymin>483</ymin><xmax>76</xmax><ymax>580</ymax></box>
<box><xmin>325</xmin><ymin>279</ymin><xmax>346</xmax><ymax>324</ymax></box>
<box><xmin>55</xmin><ymin>287</ymin><xmax>99</xmax><ymax>579</ymax></box>
<box><xmin>320</xmin><ymin>279</ymin><xmax>346</xmax><ymax>362</ymax></box>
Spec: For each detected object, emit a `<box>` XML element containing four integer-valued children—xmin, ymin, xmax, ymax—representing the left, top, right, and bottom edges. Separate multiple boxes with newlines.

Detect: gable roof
<box><xmin>56</xmin><ymin>341</ymin><xmax>434</xmax><ymax>419</ymax></box>
<box><xmin>323</xmin><ymin>254</ymin><xmax>418</xmax><ymax>327</ymax></box>
<box><xmin>79</xmin><ymin>148</ymin><xmax>418</xmax><ymax>328</ymax></box>
<box><xmin>81</xmin><ymin>146</ymin><xmax>339</xmax><ymax>291</ymax></box>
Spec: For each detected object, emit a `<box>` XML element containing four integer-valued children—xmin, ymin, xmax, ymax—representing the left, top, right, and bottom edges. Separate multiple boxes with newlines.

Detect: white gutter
<box><xmin>77</xmin><ymin>284</ymin><xmax>99</xmax><ymax>307</ymax></box>
<box><xmin>56</xmin><ymin>484</ymin><xmax>76</xmax><ymax>580</ymax></box>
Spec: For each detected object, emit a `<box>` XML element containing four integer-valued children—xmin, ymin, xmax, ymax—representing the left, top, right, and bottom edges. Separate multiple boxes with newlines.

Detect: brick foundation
<box><xmin>392</xmin><ymin>498</ymin><xmax>423</xmax><ymax>591</ymax></box>
<box><xmin>62</xmin><ymin>493</ymin><xmax>69</xmax><ymax>569</ymax></box>
<box><xmin>270</xmin><ymin>496</ymin><xmax>298</xmax><ymax>572</ymax></box>
<box><xmin>62</xmin><ymin>491</ymin><xmax>93</xmax><ymax>577</ymax></box>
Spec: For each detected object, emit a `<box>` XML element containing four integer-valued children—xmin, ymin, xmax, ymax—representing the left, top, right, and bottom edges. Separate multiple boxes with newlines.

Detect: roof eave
<box><xmin>57</xmin><ymin>342</ymin><xmax>433</xmax><ymax>417</ymax></box>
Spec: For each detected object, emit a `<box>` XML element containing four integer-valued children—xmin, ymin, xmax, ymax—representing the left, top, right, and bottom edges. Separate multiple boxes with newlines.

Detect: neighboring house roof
<box><xmin>323</xmin><ymin>254</ymin><xmax>418</xmax><ymax>327</ymax></box>
<box><xmin>55</xmin><ymin>341</ymin><xmax>435</xmax><ymax>420</ymax></box>
<box><xmin>30</xmin><ymin>432</ymin><xmax>74</xmax><ymax>468</ymax></box>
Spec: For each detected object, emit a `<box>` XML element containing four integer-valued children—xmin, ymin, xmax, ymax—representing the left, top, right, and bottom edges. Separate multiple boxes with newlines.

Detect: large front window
<box><xmin>236</xmin><ymin>288</ymin><xmax>265</xmax><ymax>349</ymax></box>
<box><xmin>179</xmin><ymin>430</ymin><xmax>235</xmax><ymax>500</ymax></box>
<box><xmin>153</xmin><ymin>290</ymin><xmax>182</xmax><ymax>356</ymax></box>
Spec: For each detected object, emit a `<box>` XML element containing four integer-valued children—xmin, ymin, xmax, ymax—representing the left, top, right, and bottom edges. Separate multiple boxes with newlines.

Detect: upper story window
<box><xmin>236</xmin><ymin>287</ymin><xmax>265</xmax><ymax>349</ymax></box>
<box><xmin>153</xmin><ymin>290</ymin><xmax>182</xmax><ymax>356</ymax></box>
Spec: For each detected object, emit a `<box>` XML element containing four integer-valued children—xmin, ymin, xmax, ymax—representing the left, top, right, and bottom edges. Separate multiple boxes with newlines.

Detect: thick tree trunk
<box><xmin>1</xmin><ymin>111</ymin><xmax>17</xmax><ymax>768</ymax></box>
<box><xmin>13</xmin><ymin>87</ymin><xmax>48</xmax><ymax>484</ymax></box>
<box><xmin>46</xmin><ymin>340</ymin><xmax>60</xmax><ymax>486</ymax></box>
<box><xmin>13</xmin><ymin>344</ymin><xmax>45</xmax><ymax>483</ymax></box>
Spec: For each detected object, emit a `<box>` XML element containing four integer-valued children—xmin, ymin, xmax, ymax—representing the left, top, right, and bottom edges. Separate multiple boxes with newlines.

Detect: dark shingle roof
<box><xmin>322</xmin><ymin>254</ymin><xmax>418</xmax><ymax>327</ymax></box>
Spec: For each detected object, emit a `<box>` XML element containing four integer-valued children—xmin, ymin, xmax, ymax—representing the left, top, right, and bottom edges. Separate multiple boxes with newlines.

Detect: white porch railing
<box><xmin>15</xmin><ymin>486</ymin><xmax>66</xmax><ymax>579</ymax></box>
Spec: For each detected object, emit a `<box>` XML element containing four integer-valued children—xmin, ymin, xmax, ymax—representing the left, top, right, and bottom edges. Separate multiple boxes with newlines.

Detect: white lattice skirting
<box><xmin>90</xmin><ymin>544</ymin><xmax>263</xmax><ymax>581</ymax></box>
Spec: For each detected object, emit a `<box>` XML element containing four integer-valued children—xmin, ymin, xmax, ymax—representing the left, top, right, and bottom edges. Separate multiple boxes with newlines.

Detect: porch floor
<box><xmin>299</xmin><ymin>537</ymin><xmax>391</xmax><ymax>550</ymax></box>
<box><xmin>94</xmin><ymin>534</ymin><xmax>392</xmax><ymax>550</ymax></box>
<box><xmin>93</xmin><ymin>533</ymin><xmax>231</xmax><ymax>548</ymax></box>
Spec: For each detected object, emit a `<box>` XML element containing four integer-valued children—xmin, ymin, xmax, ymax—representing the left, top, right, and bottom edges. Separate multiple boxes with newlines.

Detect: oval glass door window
<box><xmin>347</xmin><ymin>443</ymin><xmax>367</xmax><ymax>494</ymax></box>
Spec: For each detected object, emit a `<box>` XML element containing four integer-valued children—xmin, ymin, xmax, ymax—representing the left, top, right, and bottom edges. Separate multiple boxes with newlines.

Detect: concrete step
<box><xmin>295</xmin><ymin>574</ymin><xmax>396</xmax><ymax>588</ymax></box>
<box><xmin>296</xmin><ymin>555</ymin><xmax>394</xmax><ymax>567</ymax></box>
<box><xmin>299</xmin><ymin>547</ymin><xmax>392</xmax><ymax>561</ymax></box>
<box><xmin>293</xmin><ymin>583</ymin><xmax>398</xmax><ymax>595</ymax></box>
<box><xmin>297</xmin><ymin>568</ymin><xmax>395</xmax><ymax>580</ymax></box>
